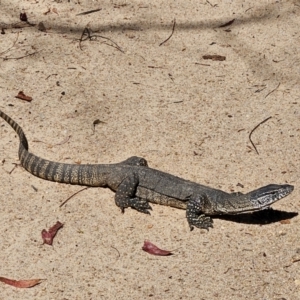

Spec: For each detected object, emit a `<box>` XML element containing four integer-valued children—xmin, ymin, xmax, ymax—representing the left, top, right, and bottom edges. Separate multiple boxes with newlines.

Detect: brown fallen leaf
<box><xmin>42</xmin><ymin>221</ymin><xmax>63</xmax><ymax>245</ymax></box>
<box><xmin>203</xmin><ymin>55</ymin><xmax>226</xmax><ymax>61</ymax></box>
<box><xmin>0</xmin><ymin>277</ymin><xmax>42</xmax><ymax>288</ymax></box>
<box><xmin>38</xmin><ymin>22</ymin><xmax>47</xmax><ymax>32</ymax></box>
<box><xmin>15</xmin><ymin>91</ymin><xmax>32</xmax><ymax>102</ymax></box>
<box><xmin>93</xmin><ymin>119</ymin><xmax>106</xmax><ymax>126</ymax></box>
<box><xmin>19</xmin><ymin>12</ymin><xmax>28</xmax><ymax>22</ymax></box>
<box><xmin>142</xmin><ymin>241</ymin><xmax>172</xmax><ymax>256</ymax></box>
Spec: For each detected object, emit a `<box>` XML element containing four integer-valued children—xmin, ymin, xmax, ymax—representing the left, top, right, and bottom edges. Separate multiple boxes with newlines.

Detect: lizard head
<box><xmin>249</xmin><ymin>184</ymin><xmax>294</xmax><ymax>208</ymax></box>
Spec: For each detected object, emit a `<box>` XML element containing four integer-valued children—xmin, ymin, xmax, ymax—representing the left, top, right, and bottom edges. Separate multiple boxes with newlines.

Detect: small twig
<box><xmin>52</xmin><ymin>135</ymin><xmax>71</xmax><ymax>147</ymax></box>
<box><xmin>79</xmin><ymin>26</ymin><xmax>90</xmax><ymax>51</ymax></box>
<box><xmin>206</xmin><ymin>0</ymin><xmax>218</xmax><ymax>7</ymax></box>
<box><xmin>31</xmin><ymin>185</ymin><xmax>38</xmax><ymax>192</ymax></box>
<box><xmin>0</xmin><ymin>21</ymin><xmax>35</xmax><ymax>30</ymax></box>
<box><xmin>159</xmin><ymin>19</ymin><xmax>176</xmax><ymax>46</ymax></box>
<box><xmin>78</xmin><ymin>26</ymin><xmax>124</xmax><ymax>53</ymax></box>
<box><xmin>0</xmin><ymin>32</ymin><xmax>19</xmax><ymax>56</ymax></box>
<box><xmin>8</xmin><ymin>163</ymin><xmax>18</xmax><ymax>174</ymax></box>
<box><xmin>32</xmin><ymin>139</ymin><xmax>47</xmax><ymax>144</ymax></box>
<box><xmin>59</xmin><ymin>187</ymin><xmax>89</xmax><ymax>207</ymax></box>
<box><xmin>148</xmin><ymin>65</ymin><xmax>165</xmax><ymax>69</ymax></box>
<box><xmin>218</xmin><ymin>18</ymin><xmax>235</xmax><ymax>28</ymax></box>
<box><xmin>33</xmin><ymin>135</ymin><xmax>71</xmax><ymax>147</ymax></box>
<box><xmin>0</xmin><ymin>50</ymin><xmax>41</xmax><ymax>60</ymax></box>
<box><xmin>95</xmin><ymin>34</ymin><xmax>123</xmax><ymax>52</ymax></box>
<box><xmin>265</xmin><ymin>82</ymin><xmax>280</xmax><ymax>98</ymax></box>
<box><xmin>76</xmin><ymin>8</ymin><xmax>102</xmax><ymax>16</ymax></box>
<box><xmin>100</xmin><ymin>41</ymin><xmax>124</xmax><ymax>53</ymax></box>
<box><xmin>195</xmin><ymin>63</ymin><xmax>211</xmax><ymax>66</ymax></box>
<box><xmin>249</xmin><ymin>116</ymin><xmax>272</xmax><ymax>155</ymax></box>
<box><xmin>111</xmin><ymin>246</ymin><xmax>121</xmax><ymax>258</ymax></box>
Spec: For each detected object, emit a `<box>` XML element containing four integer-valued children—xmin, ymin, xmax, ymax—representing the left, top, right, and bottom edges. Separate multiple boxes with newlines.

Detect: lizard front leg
<box><xmin>186</xmin><ymin>195</ymin><xmax>213</xmax><ymax>231</ymax></box>
<box><xmin>115</xmin><ymin>172</ymin><xmax>152</xmax><ymax>214</ymax></box>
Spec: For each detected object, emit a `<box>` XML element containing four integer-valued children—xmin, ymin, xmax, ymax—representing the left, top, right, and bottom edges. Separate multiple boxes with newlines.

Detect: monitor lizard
<box><xmin>0</xmin><ymin>110</ymin><xmax>294</xmax><ymax>230</ymax></box>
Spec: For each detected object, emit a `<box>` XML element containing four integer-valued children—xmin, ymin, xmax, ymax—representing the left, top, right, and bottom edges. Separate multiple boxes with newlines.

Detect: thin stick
<box><xmin>79</xmin><ymin>26</ymin><xmax>124</xmax><ymax>53</ymax></box>
<box><xmin>8</xmin><ymin>163</ymin><xmax>18</xmax><ymax>174</ymax></box>
<box><xmin>76</xmin><ymin>8</ymin><xmax>102</xmax><ymax>16</ymax></box>
<box><xmin>0</xmin><ymin>50</ymin><xmax>41</xmax><ymax>60</ymax></box>
<box><xmin>59</xmin><ymin>187</ymin><xmax>89</xmax><ymax>207</ymax></box>
<box><xmin>249</xmin><ymin>116</ymin><xmax>272</xmax><ymax>155</ymax></box>
<box><xmin>100</xmin><ymin>40</ymin><xmax>124</xmax><ymax>53</ymax></box>
<box><xmin>111</xmin><ymin>246</ymin><xmax>121</xmax><ymax>258</ymax></box>
<box><xmin>52</xmin><ymin>135</ymin><xmax>71</xmax><ymax>147</ymax></box>
<box><xmin>0</xmin><ymin>21</ymin><xmax>35</xmax><ymax>30</ymax></box>
<box><xmin>0</xmin><ymin>32</ymin><xmax>19</xmax><ymax>56</ymax></box>
<box><xmin>159</xmin><ymin>19</ymin><xmax>176</xmax><ymax>46</ymax></box>
<box><xmin>265</xmin><ymin>82</ymin><xmax>280</xmax><ymax>98</ymax></box>
<box><xmin>79</xmin><ymin>27</ymin><xmax>90</xmax><ymax>51</ymax></box>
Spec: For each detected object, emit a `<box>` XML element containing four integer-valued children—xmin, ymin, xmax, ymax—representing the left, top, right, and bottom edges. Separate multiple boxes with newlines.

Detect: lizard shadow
<box><xmin>215</xmin><ymin>209</ymin><xmax>298</xmax><ymax>225</ymax></box>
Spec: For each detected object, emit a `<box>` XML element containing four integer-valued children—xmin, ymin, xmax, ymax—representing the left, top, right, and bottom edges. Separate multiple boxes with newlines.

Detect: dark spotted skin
<box><xmin>0</xmin><ymin>110</ymin><xmax>294</xmax><ymax>230</ymax></box>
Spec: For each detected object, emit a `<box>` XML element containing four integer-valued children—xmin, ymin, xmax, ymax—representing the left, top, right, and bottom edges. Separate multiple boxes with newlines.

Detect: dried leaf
<box><xmin>42</xmin><ymin>221</ymin><xmax>63</xmax><ymax>245</ymax></box>
<box><xmin>19</xmin><ymin>13</ymin><xmax>28</xmax><ymax>22</ymax></box>
<box><xmin>93</xmin><ymin>119</ymin><xmax>105</xmax><ymax>125</ymax></box>
<box><xmin>15</xmin><ymin>91</ymin><xmax>32</xmax><ymax>102</ymax></box>
<box><xmin>0</xmin><ymin>277</ymin><xmax>42</xmax><ymax>288</ymax></box>
<box><xmin>203</xmin><ymin>55</ymin><xmax>226</xmax><ymax>61</ymax></box>
<box><xmin>38</xmin><ymin>22</ymin><xmax>46</xmax><ymax>32</ymax></box>
<box><xmin>142</xmin><ymin>241</ymin><xmax>172</xmax><ymax>256</ymax></box>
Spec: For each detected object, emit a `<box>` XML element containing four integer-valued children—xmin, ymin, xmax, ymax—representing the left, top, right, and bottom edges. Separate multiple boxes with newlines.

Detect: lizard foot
<box><xmin>188</xmin><ymin>214</ymin><xmax>213</xmax><ymax>231</ymax></box>
<box><xmin>127</xmin><ymin>197</ymin><xmax>152</xmax><ymax>214</ymax></box>
<box><xmin>187</xmin><ymin>195</ymin><xmax>213</xmax><ymax>231</ymax></box>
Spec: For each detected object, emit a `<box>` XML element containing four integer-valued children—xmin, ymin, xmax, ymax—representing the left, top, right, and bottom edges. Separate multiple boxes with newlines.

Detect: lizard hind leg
<box><xmin>115</xmin><ymin>173</ymin><xmax>152</xmax><ymax>214</ymax></box>
<box><xmin>186</xmin><ymin>195</ymin><xmax>213</xmax><ymax>231</ymax></box>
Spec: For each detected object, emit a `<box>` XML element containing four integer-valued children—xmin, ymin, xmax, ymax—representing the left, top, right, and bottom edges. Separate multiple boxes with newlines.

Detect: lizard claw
<box><xmin>129</xmin><ymin>197</ymin><xmax>152</xmax><ymax>214</ymax></box>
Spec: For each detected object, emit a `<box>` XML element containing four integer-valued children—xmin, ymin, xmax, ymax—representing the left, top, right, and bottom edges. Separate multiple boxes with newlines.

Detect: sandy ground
<box><xmin>0</xmin><ymin>0</ymin><xmax>299</xmax><ymax>299</ymax></box>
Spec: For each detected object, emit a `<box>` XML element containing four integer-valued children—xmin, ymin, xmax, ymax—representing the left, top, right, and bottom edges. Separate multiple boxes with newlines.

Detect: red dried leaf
<box><xmin>142</xmin><ymin>241</ymin><xmax>172</xmax><ymax>256</ymax></box>
<box><xmin>0</xmin><ymin>277</ymin><xmax>41</xmax><ymax>288</ymax></box>
<box><xmin>15</xmin><ymin>91</ymin><xmax>32</xmax><ymax>102</ymax></box>
<box><xmin>42</xmin><ymin>221</ymin><xmax>63</xmax><ymax>245</ymax></box>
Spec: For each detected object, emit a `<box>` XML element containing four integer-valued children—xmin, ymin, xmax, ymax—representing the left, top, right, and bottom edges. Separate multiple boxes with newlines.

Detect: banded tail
<box><xmin>0</xmin><ymin>110</ymin><xmax>107</xmax><ymax>187</ymax></box>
